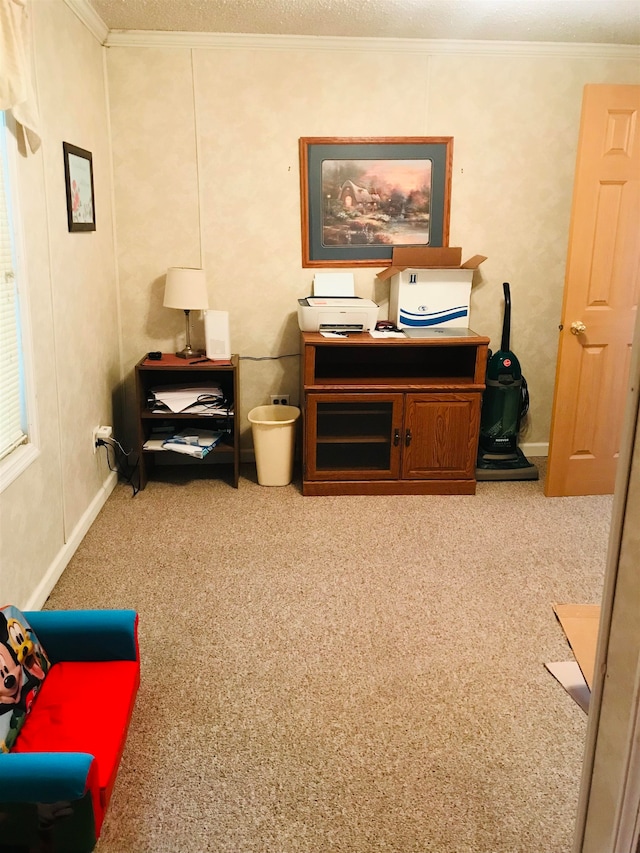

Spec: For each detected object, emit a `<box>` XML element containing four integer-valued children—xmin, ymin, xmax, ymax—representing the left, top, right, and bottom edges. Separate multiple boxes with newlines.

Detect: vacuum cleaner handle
<box><xmin>517</xmin><ymin>375</ymin><xmax>530</xmax><ymax>431</ymax></box>
<box><xmin>501</xmin><ymin>282</ymin><xmax>511</xmax><ymax>353</ymax></box>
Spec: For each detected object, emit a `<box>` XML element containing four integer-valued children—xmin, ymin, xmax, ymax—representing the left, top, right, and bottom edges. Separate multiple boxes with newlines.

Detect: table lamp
<box><xmin>163</xmin><ymin>267</ymin><xmax>209</xmax><ymax>358</ymax></box>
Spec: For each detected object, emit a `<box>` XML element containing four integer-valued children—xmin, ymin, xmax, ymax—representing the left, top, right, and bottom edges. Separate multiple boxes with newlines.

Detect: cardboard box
<box><xmin>377</xmin><ymin>248</ymin><xmax>487</xmax><ymax>329</ymax></box>
<box><xmin>552</xmin><ymin>604</ymin><xmax>600</xmax><ymax>690</ymax></box>
<box><xmin>376</xmin><ymin>247</ymin><xmax>487</xmax><ymax>278</ymax></box>
<box><xmin>545</xmin><ymin>603</ymin><xmax>601</xmax><ymax>713</ymax></box>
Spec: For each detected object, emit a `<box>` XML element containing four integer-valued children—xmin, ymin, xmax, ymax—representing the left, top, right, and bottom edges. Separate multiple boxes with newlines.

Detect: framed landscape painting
<box><xmin>299</xmin><ymin>137</ymin><xmax>453</xmax><ymax>267</ymax></box>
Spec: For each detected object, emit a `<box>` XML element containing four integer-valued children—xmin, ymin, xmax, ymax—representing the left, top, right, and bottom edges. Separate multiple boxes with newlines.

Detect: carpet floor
<box><xmin>45</xmin><ymin>459</ymin><xmax>612</xmax><ymax>853</ymax></box>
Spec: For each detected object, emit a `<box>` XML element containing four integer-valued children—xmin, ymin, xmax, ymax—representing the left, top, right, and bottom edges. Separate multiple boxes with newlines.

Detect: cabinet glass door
<box><xmin>306</xmin><ymin>394</ymin><xmax>402</xmax><ymax>480</ymax></box>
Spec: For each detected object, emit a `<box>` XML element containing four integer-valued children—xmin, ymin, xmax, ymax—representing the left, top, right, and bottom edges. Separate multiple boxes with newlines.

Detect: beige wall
<box><xmin>107</xmin><ymin>38</ymin><xmax>640</xmax><ymax>452</ymax></box>
<box><xmin>1</xmin><ymin>5</ymin><xmax>639</xmax><ymax>611</ymax></box>
<box><xmin>0</xmin><ymin>0</ymin><xmax>120</xmax><ymax>609</ymax></box>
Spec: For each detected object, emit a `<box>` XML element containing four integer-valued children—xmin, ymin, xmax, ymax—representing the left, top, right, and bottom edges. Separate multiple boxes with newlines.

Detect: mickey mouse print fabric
<box><xmin>0</xmin><ymin>605</ymin><xmax>51</xmax><ymax>752</ymax></box>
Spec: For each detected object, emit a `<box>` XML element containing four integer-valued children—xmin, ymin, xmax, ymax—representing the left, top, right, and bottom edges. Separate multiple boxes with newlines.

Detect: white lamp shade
<box><xmin>163</xmin><ymin>267</ymin><xmax>209</xmax><ymax>310</ymax></box>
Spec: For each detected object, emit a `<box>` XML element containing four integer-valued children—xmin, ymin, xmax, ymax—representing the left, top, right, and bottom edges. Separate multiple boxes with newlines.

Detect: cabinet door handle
<box><xmin>405</xmin><ymin>429</ymin><xmax>412</xmax><ymax>447</ymax></box>
<box><xmin>393</xmin><ymin>429</ymin><xmax>400</xmax><ymax>446</ymax></box>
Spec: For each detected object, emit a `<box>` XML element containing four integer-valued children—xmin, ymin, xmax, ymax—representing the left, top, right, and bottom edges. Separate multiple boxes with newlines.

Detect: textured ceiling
<box><xmin>88</xmin><ymin>0</ymin><xmax>640</xmax><ymax>44</ymax></box>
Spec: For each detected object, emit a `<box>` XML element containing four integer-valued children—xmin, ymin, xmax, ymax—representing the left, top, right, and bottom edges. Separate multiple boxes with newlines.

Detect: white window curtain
<box><xmin>0</xmin><ymin>114</ymin><xmax>27</xmax><ymax>460</ymax></box>
<box><xmin>0</xmin><ymin>0</ymin><xmax>41</xmax><ymax>153</ymax></box>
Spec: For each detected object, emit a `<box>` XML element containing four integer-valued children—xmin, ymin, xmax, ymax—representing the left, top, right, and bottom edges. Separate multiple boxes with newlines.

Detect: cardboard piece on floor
<box><xmin>544</xmin><ymin>661</ymin><xmax>591</xmax><ymax>713</ymax></box>
<box><xmin>552</xmin><ymin>603</ymin><xmax>601</xmax><ymax>690</ymax></box>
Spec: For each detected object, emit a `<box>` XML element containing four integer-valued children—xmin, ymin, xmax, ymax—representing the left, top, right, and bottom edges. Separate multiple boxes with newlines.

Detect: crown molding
<box><xmin>57</xmin><ymin>4</ymin><xmax>640</xmax><ymax>60</ymax></box>
<box><xmin>103</xmin><ymin>29</ymin><xmax>640</xmax><ymax>59</ymax></box>
<box><xmin>63</xmin><ymin>0</ymin><xmax>109</xmax><ymax>44</ymax></box>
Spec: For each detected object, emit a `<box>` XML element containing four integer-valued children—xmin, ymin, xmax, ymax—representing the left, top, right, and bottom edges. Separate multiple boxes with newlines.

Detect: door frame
<box><xmin>574</xmin><ymin>309</ymin><xmax>640</xmax><ymax>852</ymax></box>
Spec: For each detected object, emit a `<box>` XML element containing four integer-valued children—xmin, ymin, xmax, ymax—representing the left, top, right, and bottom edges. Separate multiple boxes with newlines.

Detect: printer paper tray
<box><xmin>319</xmin><ymin>324</ymin><xmax>364</xmax><ymax>332</ymax></box>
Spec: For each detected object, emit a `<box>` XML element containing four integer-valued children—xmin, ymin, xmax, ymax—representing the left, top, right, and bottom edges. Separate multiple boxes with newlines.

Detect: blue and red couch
<box><xmin>0</xmin><ymin>607</ymin><xmax>140</xmax><ymax>852</ymax></box>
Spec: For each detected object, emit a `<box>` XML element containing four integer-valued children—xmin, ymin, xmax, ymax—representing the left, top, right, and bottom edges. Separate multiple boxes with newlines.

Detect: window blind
<box><xmin>0</xmin><ymin>115</ymin><xmax>27</xmax><ymax>461</ymax></box>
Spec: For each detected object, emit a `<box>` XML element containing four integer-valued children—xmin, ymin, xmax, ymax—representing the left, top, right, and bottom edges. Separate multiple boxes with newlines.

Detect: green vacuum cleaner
<box><xmin>476</xmin><ymin>282</ymin><xmax>539</xmax><ymax>481</ymax></box>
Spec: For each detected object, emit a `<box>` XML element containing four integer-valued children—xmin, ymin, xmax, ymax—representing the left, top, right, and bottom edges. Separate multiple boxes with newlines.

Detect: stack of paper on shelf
<box><xmin>161</xmin><ymin>428</ymin><xmax>226</xmax><ymax>458</ymax></box>
<box><xmin>147</xmin><ymin>384</ymin><xmax>232</xmax><ymax>416</ymax></box>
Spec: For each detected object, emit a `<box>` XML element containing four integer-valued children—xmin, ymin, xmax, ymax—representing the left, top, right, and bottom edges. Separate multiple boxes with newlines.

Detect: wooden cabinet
<box><xmin>135</xmin><ymin>354</ymin><xmax>239</xmax><ymax>489</ymax></box>
<box><xmin>300</xmin><ymin>332</ymin><xmax>489</xmax><ymax>496</ymax></box>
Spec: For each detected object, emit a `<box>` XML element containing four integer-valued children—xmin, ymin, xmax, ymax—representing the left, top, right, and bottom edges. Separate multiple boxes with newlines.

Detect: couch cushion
<box><xmin>12</xmin><ymin>659</ymin><xmax>139</xmax><ymax>805</ymax></box>
<box><xmin>1</xmin><ymin>605</ymin><xmax>51</xmax><ymax>753</ymax></box>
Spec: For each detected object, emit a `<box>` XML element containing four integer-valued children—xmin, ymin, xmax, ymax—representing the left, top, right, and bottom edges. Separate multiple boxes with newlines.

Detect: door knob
<box><xmin>570</xmin><ymin>321</ymin><xmax>587</xmax><ymax>335</ymax></box>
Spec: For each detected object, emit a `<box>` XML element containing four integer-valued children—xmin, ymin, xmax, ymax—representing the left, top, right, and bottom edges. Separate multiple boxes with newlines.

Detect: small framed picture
<box><xmin>63</xmin><ymin>142</ymin><xmax>96</xmax><ymax>232</ymax></box>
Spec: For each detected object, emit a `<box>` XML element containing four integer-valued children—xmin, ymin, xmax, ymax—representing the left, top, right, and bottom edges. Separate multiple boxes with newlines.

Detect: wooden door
<box><xmin>546</xmin><ymin>84</ymin><xmax>640</xmax><ymax>497</ymax></box>
<box><xmin>402</xmin><ymin>393</ymin><xmax>481</xmax><ymax>480</ymax></box>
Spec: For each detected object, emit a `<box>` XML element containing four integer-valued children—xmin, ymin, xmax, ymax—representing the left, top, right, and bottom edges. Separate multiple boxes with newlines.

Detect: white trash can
<box><xmin>247</xmin><ymin>405</ymin><xmax>301</xmax><ymax>486</ymax></box>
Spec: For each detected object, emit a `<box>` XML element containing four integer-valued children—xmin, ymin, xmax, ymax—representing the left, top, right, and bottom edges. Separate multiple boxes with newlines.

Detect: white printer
<box><xmin>297</xmin><ymin>273</ymin><xmax>379</xmax><ymax>333</ymax></box>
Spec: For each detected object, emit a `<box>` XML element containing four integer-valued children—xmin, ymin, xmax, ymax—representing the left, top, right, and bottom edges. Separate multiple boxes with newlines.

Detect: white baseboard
<box><xmin>520</xmin><ymin>442</ymin><xmax>549</xmax><ymax>457</ymax></box>
<box><xmin>24</xmin><ymin>471</ymin><xmax>118</xmax><ymax>611</ymax></box>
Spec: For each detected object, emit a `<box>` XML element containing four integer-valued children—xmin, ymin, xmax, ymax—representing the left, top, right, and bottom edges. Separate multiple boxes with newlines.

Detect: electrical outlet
<box><xmin>270</xmin><ymin>395</ymin><xmax>290</xmax><ymax>406</ymax></box>
<box><xmin>92</xmin><ymin>425</ymin><xmax>112</xmax><ymax>453</ymax></box>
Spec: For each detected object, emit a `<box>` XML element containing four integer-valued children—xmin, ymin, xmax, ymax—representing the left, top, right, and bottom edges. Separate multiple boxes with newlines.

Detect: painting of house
<box><xmin>338</xmin><ymin>180</ymin><xmax>380</xmax><ymax>212</ymax></box>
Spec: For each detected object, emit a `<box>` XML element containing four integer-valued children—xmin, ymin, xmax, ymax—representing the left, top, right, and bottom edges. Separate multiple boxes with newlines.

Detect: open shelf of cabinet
<box><xmin>135</xmin><ymin>354</ymin><xmax>239</xmax><ymax>489</ymax></box>
<box><xmin>300</xmin><ymin>332</ymin><xmax>490</xmax><ymax>496</ymax></box>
